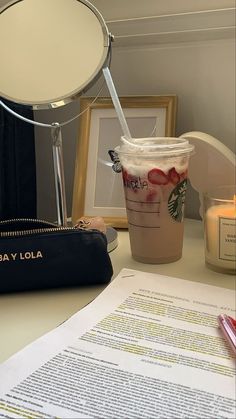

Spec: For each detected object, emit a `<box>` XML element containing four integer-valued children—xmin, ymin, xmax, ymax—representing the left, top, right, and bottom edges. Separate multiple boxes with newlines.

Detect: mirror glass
<box><xmin>0</xmin><ymin>0</ymin><xmax>110</xmax><ymax>108</ymax></box>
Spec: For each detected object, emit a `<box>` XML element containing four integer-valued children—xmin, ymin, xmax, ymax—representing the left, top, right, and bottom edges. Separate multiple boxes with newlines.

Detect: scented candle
<box><xmin>203</xmin><ymin>186</ymin><xmax>236</xmax><ymax>274</ymax></box>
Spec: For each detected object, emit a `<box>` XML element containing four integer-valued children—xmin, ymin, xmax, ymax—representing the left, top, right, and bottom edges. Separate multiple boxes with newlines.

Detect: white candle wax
<box><xmin>205</xmin><ymin>203</ymin><xmax>236</xmax><ymax>272</ymax></box>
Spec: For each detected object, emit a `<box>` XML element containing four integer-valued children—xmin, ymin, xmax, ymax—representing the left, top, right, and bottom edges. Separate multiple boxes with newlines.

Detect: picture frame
<box><xmin>72</xmin><ymin>95</ymin><xmax>177</xmax><ymax>228</ymax></box>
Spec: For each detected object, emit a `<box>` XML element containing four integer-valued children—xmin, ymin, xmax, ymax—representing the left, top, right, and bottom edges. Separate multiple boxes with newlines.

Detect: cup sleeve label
<box><xmin>168</xmin><ymin>179</ymin><xmax>188</xmax><ymax>222</ymax></box>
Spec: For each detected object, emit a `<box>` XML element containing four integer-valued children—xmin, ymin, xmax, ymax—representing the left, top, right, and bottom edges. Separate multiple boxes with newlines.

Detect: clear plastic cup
<box><xmin>115</xmin><ymin>137</ymin><xmax>194</xmax><ymax>263</ymax></box>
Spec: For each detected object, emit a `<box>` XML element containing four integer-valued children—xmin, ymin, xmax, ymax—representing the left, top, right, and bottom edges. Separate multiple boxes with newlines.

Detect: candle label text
<box><xmin>219</xmin><ymin>217</ymin><xmax>236</xmax><ymax>261</ymax></box>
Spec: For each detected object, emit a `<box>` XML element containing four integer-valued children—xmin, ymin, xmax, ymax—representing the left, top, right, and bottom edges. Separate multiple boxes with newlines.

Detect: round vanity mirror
<box><xmin>0</xmin><ymin>0</ymin><xmax>111</xmax><ymax>109</ymax></box>
<box><xmin>0</xmin><ymin>0</ymin><xmax>118</xmax><ymax>244</ymax></box>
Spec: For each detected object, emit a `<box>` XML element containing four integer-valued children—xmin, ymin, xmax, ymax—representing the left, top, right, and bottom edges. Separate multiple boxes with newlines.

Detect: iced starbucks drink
<box><xmin>115</xmin><ymin>137</ymin><xmax>194</xmax><ymax>263</ymax></box>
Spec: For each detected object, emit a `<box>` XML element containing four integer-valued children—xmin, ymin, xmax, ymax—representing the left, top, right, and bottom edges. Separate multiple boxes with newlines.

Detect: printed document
<box><xmin>0</xmin><ymin>269</ymin><xmax>235</xmax><ymax>418</ymax></box>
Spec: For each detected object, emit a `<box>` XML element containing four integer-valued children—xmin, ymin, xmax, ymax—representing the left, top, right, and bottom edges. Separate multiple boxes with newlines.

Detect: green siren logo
<box><xmin>168</xmin><ymin>179</ymin><xmax>188</xmax><ymax>222</ymax></box>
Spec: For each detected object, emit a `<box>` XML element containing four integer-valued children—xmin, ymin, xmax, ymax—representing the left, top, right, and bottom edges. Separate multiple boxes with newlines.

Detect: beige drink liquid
<box><xmin>116</xmin><ymin>138</ymin><xmax>194</xmax><ymax>263</ymax></box>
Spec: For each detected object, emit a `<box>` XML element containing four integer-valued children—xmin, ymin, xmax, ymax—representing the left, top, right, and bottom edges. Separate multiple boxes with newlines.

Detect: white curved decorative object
<box><xmin>180</xmin><ymin>131</ymin><xmax>236</xmax><ymax>218</ymax></box>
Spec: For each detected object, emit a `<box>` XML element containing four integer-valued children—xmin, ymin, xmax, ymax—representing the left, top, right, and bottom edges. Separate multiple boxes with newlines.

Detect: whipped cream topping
<box><xmin>115</xmin><ymin>138</ymin><xmax>194</xmax><ymax>177</ymax></box>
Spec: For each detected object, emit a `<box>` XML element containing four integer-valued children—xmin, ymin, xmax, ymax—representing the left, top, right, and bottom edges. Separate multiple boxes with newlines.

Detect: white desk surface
<box><xmin>0</xmin><ymin>219</ymin><xmax>235</xmax><ymax>364</ymax></box>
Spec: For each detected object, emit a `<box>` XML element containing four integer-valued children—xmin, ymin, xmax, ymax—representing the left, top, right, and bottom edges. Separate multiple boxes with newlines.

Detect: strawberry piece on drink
<box><xmin>168</xmin><ymin>167</ymin><xmax>180</xmax><ymax>184</ymax></box>
<box><xmin>148</xmin><ymin>168</ymin><xmax>169</xmax><ymax>185</ymax></box>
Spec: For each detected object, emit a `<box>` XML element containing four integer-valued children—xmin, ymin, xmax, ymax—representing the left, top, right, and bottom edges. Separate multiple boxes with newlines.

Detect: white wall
<box><xmin>91</xmin><ymin>0</ymin><xmax>235</xmax><ymax>19</ymax></box>
<box><xmin>108</xmin><ymin>40</ymin><xmax>235</xmax><ymax>148</ymax></box>
<box><xmin>1</xmin><ymin>0</ymin><xmax>235</xmax><ymax>221</ymax></box>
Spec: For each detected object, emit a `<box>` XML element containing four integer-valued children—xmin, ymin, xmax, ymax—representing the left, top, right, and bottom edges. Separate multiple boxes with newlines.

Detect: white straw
<box><xmin>103</xmin><ymin>67</ymin><xmax>132</xmax><ymax>141</ymax></box>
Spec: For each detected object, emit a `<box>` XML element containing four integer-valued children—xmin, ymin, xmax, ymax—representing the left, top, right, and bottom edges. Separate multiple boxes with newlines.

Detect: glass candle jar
<box><xmin>203</xmin><ymin>185</ymin><xmax>236</xmax><ymax>274</ymax></box>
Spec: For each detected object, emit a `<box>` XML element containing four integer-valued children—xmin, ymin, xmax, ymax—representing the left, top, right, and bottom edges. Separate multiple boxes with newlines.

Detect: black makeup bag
<box><xmin>0</xmin><ymin>218</ymin><xmax>113</xmax><ymax>293</ymax></box>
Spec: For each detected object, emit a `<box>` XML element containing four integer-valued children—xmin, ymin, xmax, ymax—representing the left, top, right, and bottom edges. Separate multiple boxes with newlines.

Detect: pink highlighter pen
<box><xmin>218</xmin><ymin>314</ymin><xmax>236</xmax><ymax>354</ymax></box>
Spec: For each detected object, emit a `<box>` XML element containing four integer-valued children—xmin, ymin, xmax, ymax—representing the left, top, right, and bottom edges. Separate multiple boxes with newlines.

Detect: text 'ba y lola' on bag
<box><xmin>0</xmin><ymin>218</ymin><xmax>113</xmax><ymax>293</ymax></box>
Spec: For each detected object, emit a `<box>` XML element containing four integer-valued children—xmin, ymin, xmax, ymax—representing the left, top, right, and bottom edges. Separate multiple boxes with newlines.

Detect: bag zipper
<box><xmin>0</xmin><ymin>218</ymin><xmax>77</xmax><ymax>238</ymax></box>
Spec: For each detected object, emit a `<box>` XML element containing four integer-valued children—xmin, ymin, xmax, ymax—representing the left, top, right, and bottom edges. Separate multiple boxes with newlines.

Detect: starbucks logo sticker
<box><xmin>168</xmin><ymin>180</ymin><xmax>188</xmax><ymax>222</ymax></box>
